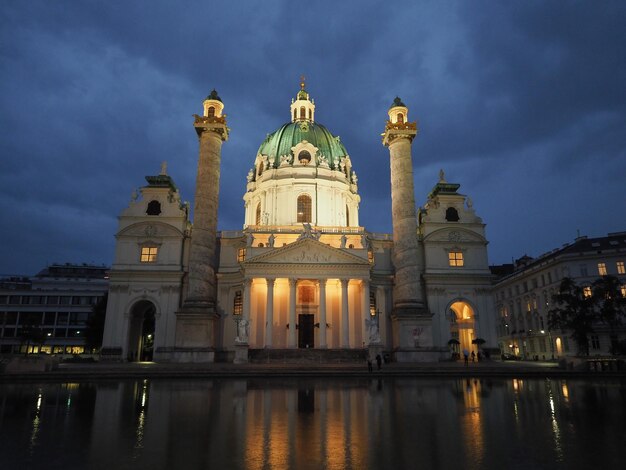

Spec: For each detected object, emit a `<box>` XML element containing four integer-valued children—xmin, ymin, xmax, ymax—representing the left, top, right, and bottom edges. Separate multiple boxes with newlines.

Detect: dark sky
<box><xmin>1</xmin><ymin>1</ymin><xmax>625</xmax><ymax>275</ymax></box>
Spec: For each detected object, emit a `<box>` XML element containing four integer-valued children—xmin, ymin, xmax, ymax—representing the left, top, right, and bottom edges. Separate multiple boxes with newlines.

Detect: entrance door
<box><xmin>298</xmin><ymin>314</ymin><xmax>314</xmax><ymax>348</ymax></box>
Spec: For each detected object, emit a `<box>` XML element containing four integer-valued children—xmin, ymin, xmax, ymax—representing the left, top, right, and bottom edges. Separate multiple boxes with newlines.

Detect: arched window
<box><xmin>207</xmin><ymin>106</ymin><xmax>215</xmax><ymax>118</ymax></box>
<box><xmin>300</xmin><ymin>107</ymin><xmax>306</xmax><ymax>119</ymax></box>
<box><xmin>297</xmin><ymin>195</ymin><xmax>312</xmax><ymax>223</ymax></box>
<box><xmin>346</xmin><ymin>205</ymin><xmax>350</xmax><ymax>226</ymax></box>
<box><xmin>293</xmin><ymin>108</ymin><xmax>297</xmax><ymax>120</ymax></box>
<box><xmin>445</xmin><ymin>207</ymin><xmax>459</xmax><ymax>222</ymax></box>
<box><xmin>255</xmin><ymin>203</ymin><xmax>261</xmax><ymax>225</ymax></box>
<box><xmin>397</xmin><ymin>113</ymin><xmax>404</xmax><ymax>123</ymax></box>
<box><xmin>257</xmin><ymin>164</ymin><xmax>263</xmax><ymax>177</ymax></box>
<box><xmin>146</xmin><ymin>200</ymin><xmax>161</xmax><ymax>216</ymax></box>
<box><xmin>308</xmin><ymin>109</ymin><xmax>312</xmax><ymax>120</ymax></box>
<box><xmin>298</xmin><ymin>150</ymin><xmax>311</xmax><ymax>165</ymax></box>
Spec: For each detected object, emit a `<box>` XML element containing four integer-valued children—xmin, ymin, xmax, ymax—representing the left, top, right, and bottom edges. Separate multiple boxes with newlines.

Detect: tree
<box><xmin>548</xmin><ymin>277</ymin><xmax>595</xmax><ymax>356</ymax></box>
<box><xmin>592</xmin><ymin>275</ymin><xmax>626</xmax><ymax>354</ymax></box>
<box><xmin>592</xmin><ymin>275</ymin><xmax>626</xmax><ymax>330</ymax></box>
<box><xmin>85</xmin><ymin>293</ymin><xmax>108</xmax><ymax>352</ymax></box>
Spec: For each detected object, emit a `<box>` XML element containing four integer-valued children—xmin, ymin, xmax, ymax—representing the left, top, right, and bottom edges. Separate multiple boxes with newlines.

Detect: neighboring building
<box><xmin>0</xmin><ymin>264</ymin><xmax>109</xmax><ymax>355</ymax></box>
<box><xmin>101</xmin><ymin>84</ymin><xmax>498</xmax><ymax>362</ymax></box>
<box><xmin>492</xmin><ymin>233</ymin><xmax>626</xmax><ymax>359</ymax></box>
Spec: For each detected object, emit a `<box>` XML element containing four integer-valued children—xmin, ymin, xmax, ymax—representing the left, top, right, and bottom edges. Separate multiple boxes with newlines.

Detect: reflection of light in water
<box><xmin>134</xmin><ymin>380</ymin><xmax>149</xmax><ymax>452</ymax></box>
<box><xmin>547</xmin><ymin>386</ymin><xmax>563</xmax><ymax>461</ymax></box>
<box><xmin>461</xmin><ymin>380</ymin><xmax>484</xmax><ymax>467</ymax></box>
<box><xmin>561</xmin><ymin>382</ymin><xmax>569</xmax><ymax>402</ymax></box>
<box><xmin>29</xmin><ymin>391</ymin><xmax>43</xmax><ymax>454</ymax></box>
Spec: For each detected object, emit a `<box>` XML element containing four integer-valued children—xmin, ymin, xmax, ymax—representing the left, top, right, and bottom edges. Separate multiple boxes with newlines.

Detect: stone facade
<box><xmin>101</xmin><ymin>86</ymin><xmax>498</xmax><ymax>363</ymax></box>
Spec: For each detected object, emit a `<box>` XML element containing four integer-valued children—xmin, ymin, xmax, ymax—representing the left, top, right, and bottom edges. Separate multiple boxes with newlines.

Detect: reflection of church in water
<box><xmin>101</xmin><ymin>81</ymin><xmax>497</xmax><ymax>362</ymax></box>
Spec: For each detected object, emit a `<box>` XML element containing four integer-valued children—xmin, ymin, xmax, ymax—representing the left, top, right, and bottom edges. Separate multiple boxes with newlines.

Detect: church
<box><xmin>100</xmin><ymin>82</ymin><xmax>497</xmax><ymax>362</ymax></box>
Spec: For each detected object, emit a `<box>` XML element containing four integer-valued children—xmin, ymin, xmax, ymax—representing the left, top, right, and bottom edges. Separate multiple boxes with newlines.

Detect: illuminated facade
<box><xmin>493</xmin><ymin>232</ymin><xmax>626</xmax><ymax>358</ymax></box>
<box><xmin>101</xmin><ymin>84</ymin><xmax>497</xmax><ymax>362</ymax></box>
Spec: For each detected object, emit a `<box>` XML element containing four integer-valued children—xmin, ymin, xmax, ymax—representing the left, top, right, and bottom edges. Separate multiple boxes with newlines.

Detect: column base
<box><xmin>175</xmin><ymin>307</ymin><xmax>219</xmax><ymax>353</ymax></box>
<box><xmin>155</xmin><ymin>347</ymin><xmax>215</xmax><ymax>363</ymax></box>
<box><xmin>391</xmin><ymin>308</ymin><xmax>444</xmax><ymax>362</ymax></box>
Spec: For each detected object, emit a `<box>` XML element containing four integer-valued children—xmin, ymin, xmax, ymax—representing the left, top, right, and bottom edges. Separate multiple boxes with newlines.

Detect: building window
<box><xmin>297</xmin><ymin>195</ymin><xmax>312</xmax><ymax>223</ymax></box>
<box><xmin>597</xmin><ymin>263</ymin><xmax>607</xmax><ymax>276</ymax></box>
<box><xmin>298</xmin><ymin>150</ymin><xmax>311</xmax><ymax>165</ymax></box>
<box><xmin>300</xmin><ymin>106</ymin><xmax>305</xmax><ymax>119</ymax></box>
<box><xmin>591</xmin><ymin>335</ymin><xmax>600</xmax><ymax>350</ymax></box>
<box><xmin>298</xmin><ymin>285</ymin><xmax>315</xmax><ymax>304</ymax></box>
<box><xmin>449</xmin><ymin>251</ymin><xmax>464</xmax><ymax>267</ymax></box>
<box><xmin>346</xmin><ymin>206</ymin><xmax>350</xmax><ymax>226</ymax></box>
<box><xmin>583</xmin><ymin>286</ymin><xmax>592</xmax><ymax>298</ymax></box>
<box><xmin>293</xmin><ymin>109</ymin><xmax>297</xmax><ymax>120</ymax></box>
<box><xmin>397</xmin><ymin>113</ymin><xmax>404</xmax><ymax>123</ymax></box>
<box><xmin>621</xmin><ymin>285</ymin><xmax>626</xmax><ymax>297</ymax></box>
<box><xmin>140</xmin><ymin>246</ymin><xmax>158</xmax><ymax>263</ymax></box>
<box><xmin>233</xmin><ymin>290</ymin><xmax>243</xmax><ymax>315</ymax></box>
<box><xmin>617</xmin><ymin>261</ymin><xmax>625</xmax><ymax>274</ymax></box>
<box><xmin>369</xmin><ymin>292</ymin><xmax>377</xmax><ymax>316</ymax></box>
<box><xmin>207</xmin><ymin>106</ymin><xmax>215</xmax><ymax>118</ymax></box>
<box><xmin>255</xmin><ymin>204</ymin><xmax>261</xmax><ymax>225</ymax></box>
<box><xmin>237</xmin><ymin>248</ymin><xmax>246</xmax><ymax>262</ymax></box>
<box><xmin>445</xmin><ymin>207</ymin><xmax>459</xmax><ymax>222</ymax></box>
<box><xmin>146</xmin><ymin>200</ymin><xmax>161</xmax><ymax>216</ymax></box>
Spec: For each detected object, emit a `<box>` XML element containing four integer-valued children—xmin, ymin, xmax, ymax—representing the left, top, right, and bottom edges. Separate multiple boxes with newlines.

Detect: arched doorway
<box><xmin>449</xmin><ymin>300</ymin><xmax>476</xmax><ymax>359</ymax></box>
<box><xmin>127</xmin><ymin>300</ymin><xmax>156</xmax><ymax>362</ymax></box>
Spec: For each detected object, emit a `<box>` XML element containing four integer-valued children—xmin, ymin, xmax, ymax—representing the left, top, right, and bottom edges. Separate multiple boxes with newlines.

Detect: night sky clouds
<box><xmin>1</xmin><ymin>1</ymin><xmax>625</xmax><ymax>274</ymax></box>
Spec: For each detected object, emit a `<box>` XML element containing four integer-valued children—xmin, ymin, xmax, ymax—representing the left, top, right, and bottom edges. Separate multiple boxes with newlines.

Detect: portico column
<box><xmin>243</xmin><ymin>278</ymin><xmax>252</xmax><ymax>321</ymax></box>
<box><xmin>361</xmin><ymin>279</ymin><xmax>370</xmax><ymax>345</ymax></box>
<box><xmin>288</xmin><ymin>278</ymin><xmax>297</xmax><ymax>348</ymax></box>
<box><xmin>341</xmin><ymin>279</ymin><xmax>350</xmax><ymax>348</ymax></box>
<box><xmin>319</xmin><ymin>279</ymin><xmax>327</xmax><ymax>348</ymax></box>
<box><xmin>265</xmin><ymin>278</ymin><xmax>275</xmax><ymax>347</ymax></box>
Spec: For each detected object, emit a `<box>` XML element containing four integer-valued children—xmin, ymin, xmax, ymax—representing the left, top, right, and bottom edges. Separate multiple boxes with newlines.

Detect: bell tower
<box><xmin>174</xmin><ymin>89</ymin><xmax>229</xmax><ymax>362</ymax></box>
<box><xmin>382</xmin><ymin>97</ymin><xmax>436</xmax><ymax>361</ymax></box>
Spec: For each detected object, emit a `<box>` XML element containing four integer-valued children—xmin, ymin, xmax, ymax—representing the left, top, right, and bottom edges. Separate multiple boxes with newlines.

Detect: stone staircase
<box><xmin>248</xmin><ymin>348</ymin><xmax>368</xmax><ymax>364</ymax></box>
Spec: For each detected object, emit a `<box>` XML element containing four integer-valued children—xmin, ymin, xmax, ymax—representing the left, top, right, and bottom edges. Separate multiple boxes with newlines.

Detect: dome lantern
<box><xmin>290</xmin><ymin>76</ymin><xmax>316</xmax><ymax>123</ymax></box>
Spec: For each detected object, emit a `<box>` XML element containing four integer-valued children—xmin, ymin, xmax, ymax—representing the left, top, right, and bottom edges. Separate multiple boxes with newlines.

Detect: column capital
<box><xmin>288</xmin><ymin>278</ymin><xmax>297</xmax><ymax>287</ymax></box>
<box><xmin>382</xmin><ymin>121</ymin><xmax>417</xmax><ymax>147</ymax></box>
<box><xmin>243</xmin><ymin>277</ymin><xmax>253</xmax><ymax>287</ymax></box>
<box><xmin>340</xmin><ymin>278</ymin><xmax>350</xmax><ymax>288</ymax></box>
<box><xmin>194</xmin><ymin>115</ymin><xmax>229</xmax><ymax>141</ymax></box>
<box><xmin>266</xmin><ymin>277</ymin><xmax>276</xmax><ymax>287</ymax></box>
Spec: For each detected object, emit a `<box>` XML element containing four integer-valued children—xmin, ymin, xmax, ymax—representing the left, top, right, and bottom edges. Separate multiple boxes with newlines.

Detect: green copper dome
<box><xmin>257</xmin><ymin>121</ymin><xmax>349</xmax><ymax>169</ymax></box>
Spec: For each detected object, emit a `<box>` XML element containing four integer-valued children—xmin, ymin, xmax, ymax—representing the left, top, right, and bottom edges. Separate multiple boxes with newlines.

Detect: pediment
<box><xmin>424</xmin><ymin>228</ymin><xmax>485</xmax><ymax>243</ymax></box>
<box><xmin>244</xmin><ymin>237</ymin><xmax>370</xmax><ymax>266</ymax></box>
<box><xmin>118</xmin><ymin>221</ymin><xmax>184</xmax><ymax>239</ymax></box>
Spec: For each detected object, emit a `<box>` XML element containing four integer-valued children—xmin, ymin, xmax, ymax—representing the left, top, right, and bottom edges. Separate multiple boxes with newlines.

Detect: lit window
<box><xmin>583</xmin><ymin>286</ymin><xmax>592</xmax><ymax>298</ymax></box>
<box><xmin>297</xmin><ymin>195</ymin><xmax>312</xmax><ymax>223</ymax></box>
<box><xmin>449</xmin><ymin>251</ymin><xmax>464</xmax><ymax>267</ymax></box>
<box><xmin>233</xmin><ymin>290</ymin><xmax>243</xmax><ymax>315</ymax></box>
<box><xmin>617</xmin><ymin>261</ymin><xmax>625</xmax><ymax>274</ymax></box>
<box><xmin>368</xmin><ymin>251</ymin><xmax>374</xmax><ymax>264</ymax></box>
<box><xmin>598</xmin><ymin>263</ymin><xmax>607</xmax><ymax>275</ymax></box>
<box><xmin>397</xmin><ymin>113</ymin><xmax>404</xmax><ymax>124</ymax></box>
<box><xmin>300</xmin><ymin>106</ymin><xmax>305</xmax><ymax>119</ymax></box>
<box><xmin>207</xmin><ymin>106</ymin><xmax>215</xmax><ymax>118</ymax></box>
<box><xmin>369</xmin><ymin>292</ymin><xmax>377</xmax><ymax>316</ymax></box>
<box><xmin>526</xmin><ymin>301</ymin><xmax>531</xmax><ymax>312</ymax></box>
<box><xmin>237</xmin><ymin>248</ymin><xmax>246</xmax><ymax>262</ymax></box>
<box><xmin>140</xmin><ymin>247</ymin><xmax>158</xmax><ymax>263</ymax></box>
<box><xmin>621</xmin><ymin>285</ymin><xmax>626</xmax><ymax>297</ymax></box>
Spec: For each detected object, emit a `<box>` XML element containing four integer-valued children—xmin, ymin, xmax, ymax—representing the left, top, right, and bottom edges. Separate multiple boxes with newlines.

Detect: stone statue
<box><xmin>318</xmin><ymin>154</ymin><xmax>329</xmax><ymax>168</ymax></box>
<box><xmin>439</xmin><ymin>169</ymin><xmax>445</xmax><ymax>182</ymax></box>
<box><xmin>246</xmin><ymin>169</ymin><xmax>254</xmax><ymax>182</ymax></box>
<box><xmin>268</xmin><ymin>233</ymin><xmax>275</xmax><ymax>248</ymax></box>
<box><xmin>466</xmin><ymin>197</ymin><xmax>473</xmax><ymax>209</ymax></box>
<box><xmin>352</xmin><ymin>171</ymin><xmax>358</xmax><ymax>184</ymax></box>
<box><xmin>131</xmin><ymin>189</ymin><xmax>138</xmax><ymax>202</ymax></box>
<box><xmin>235</xmin><ymin>318</ymin><xmax>250</xmax><ymax>343</ymax></box>
<box><xmin>246</xmin><ymin>232</ymin><xmax>254</xmax><ymax>247</ymax></box>
<box><xmin>340</xmin><ymin>234</ymin><xmax>347</xmax><ymax>248</ymax></box>
<box><xmin>366</xmin><ymin>316</ymin><xmax>381</xmax><ymax>344</ymax></box>
<box><xmin>160</xmin><ymin>161</ymin><xmax>168</xmax><ymax>175</ymax></box>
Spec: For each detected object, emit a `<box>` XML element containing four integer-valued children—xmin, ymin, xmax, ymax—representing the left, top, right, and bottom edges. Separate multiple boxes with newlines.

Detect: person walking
<box><xmin>375</xmin><ymin>354</ymin><xmax>382</xmax><ymax>370</ymax></box>
<box><xmin>471</xmin><ymin>350</ymin><xmax>476</xmax><ymax>363</ymax></box>
<box><xmin>367</xmin><ymin>358</ymin><xmax>373</xmax><ymax>372</ymax></box>
<box><xmin>463</xmin><ymin>349</ymin><xmax>469</xmax><ymax>366</ymax></box>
